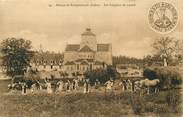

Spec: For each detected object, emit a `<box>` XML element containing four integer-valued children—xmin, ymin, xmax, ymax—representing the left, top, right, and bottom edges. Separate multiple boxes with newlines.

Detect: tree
<box><xmin>143</xmin><ymin>54</ymin><xmax>163</xmax><ymax>67</ymax></box>
<box><xmin>0</xmin><ymin>38</ymin><xmax>34</xmax><ymax>77</ymax></box>
<box><xmin>84</xmin><ymin>65</ymin><xmax>120</xmax><ymax>85</ymax></box>
<box><xmin>152</xmin><ymin>37</ymin><xmax>183</xmax><ymax>66</ymax></box>
<box><xmin>112</xmin><ymin>56</ymin><xmax>143</xmax><ymax>67</ymax></box>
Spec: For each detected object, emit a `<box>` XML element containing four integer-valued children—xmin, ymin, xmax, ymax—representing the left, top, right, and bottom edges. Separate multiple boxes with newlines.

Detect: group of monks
<box><xmin>8</xmin><ymin>78</ymin><xmax>145</xmax><ymax>95</ymax></box>
<box><xmin>12</xmin><ymin>78</ymin><xmax>91</xmax><ymax>95</ymax></box>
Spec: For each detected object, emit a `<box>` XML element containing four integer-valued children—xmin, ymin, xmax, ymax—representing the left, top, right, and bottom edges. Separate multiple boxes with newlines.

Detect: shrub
<box><xmin>84</xmin><ymin>65</ymin><xmax>120</xmax><ymax>85</ymax></box>
<box><xmin>143</xmin><ymin>68</ymin><xmax>157</xmax><ymax>80</ymax></box>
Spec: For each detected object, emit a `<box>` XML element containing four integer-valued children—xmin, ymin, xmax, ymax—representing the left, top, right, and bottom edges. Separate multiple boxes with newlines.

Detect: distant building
<box><xmin>30</xmin><ymin>51</ymin><xmax>63</xmax><ymax>72</ymax></box>
<box><xmin>63</xmin><ymin>28</ymin><xmax>112</xmax><ymax>74</ymax></box>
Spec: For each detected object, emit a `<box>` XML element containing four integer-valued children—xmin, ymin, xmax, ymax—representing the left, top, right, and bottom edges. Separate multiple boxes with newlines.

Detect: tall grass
<box><xmin>0</xmin><ymin>89</ymin><xmax>182</xmax><ymax>117</ymax></box>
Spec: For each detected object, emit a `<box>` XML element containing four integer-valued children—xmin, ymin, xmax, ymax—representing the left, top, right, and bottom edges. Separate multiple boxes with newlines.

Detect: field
<box><xmin>0</xmin><ymin>80</ymin><xmax>182</xmax><ymax>117</ymax></box>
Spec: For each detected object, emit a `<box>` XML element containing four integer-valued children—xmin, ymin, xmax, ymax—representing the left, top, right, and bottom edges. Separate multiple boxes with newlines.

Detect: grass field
<box><xmin>0</xmin><ymin>80</ymin><xmax>182</xmax><ymax>117</ymax></box>
<box><xmin>0</xmin><ymin>80</ymin><xmax>11</xmax><ymax>94</ymax></box>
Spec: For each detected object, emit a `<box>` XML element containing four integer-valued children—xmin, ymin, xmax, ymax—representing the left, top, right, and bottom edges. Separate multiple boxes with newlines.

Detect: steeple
<box><xmin>81</xmin><ymin>28</ymin><xmax>96</xmax><ymax>36</ymax></box>
<box><xmin>80</xmin><ymin>28</ymin><xmax>97</xmax><ymax>51</ymax></box>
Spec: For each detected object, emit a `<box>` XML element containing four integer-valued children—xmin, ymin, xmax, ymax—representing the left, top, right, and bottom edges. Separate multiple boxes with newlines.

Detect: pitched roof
<box><xmin>80</xmin><ymin>61</ymin><xmax>89</xmax><ymax>65</ymax></box>
<box><xmin>79</xmin><ymin>45</ymin><xmax>93</xmax><ymax>52</ymax></box>
<box><xmin>97</xmin><ymin>44</ymin><xmax>110</xmax><ymax>51</ymax></box>
<box><xmin>94</xmin><ymin>61</ymin><xmax>104</xmax><ymax>65</ymax></box>
<box><xmin>87</xmin><ymin>59</ymin><xmax>94</xmax><ymax>62</ymax></box>
<box><xmin>65</xmin><ymin>43</ymin><xmax>110</xmax><ymax>52</ymax></box>
<box><xmin>64</xmin><ymin>61</ymin><xmax>76</xmax><ymax>65</ymax></box>
<box><xmin>65</xmin><ymin>44</ymin><xmax>80</xmax><ymax>51</ymax></box>
<box><xmin>81</xmin><ymin>28</ymin><xmax>96</xmax><ymax>36</ymax></box>
<box><xmin>75</xmin><ymin>59</ymin><xmax>83</xmax><ymax>62</ymax></box>
<box><xmin>75</xmin><ymin>59</ymin><xmax>94</xmax><ymax>63</ymax></box>
<box><xmin>31</xmin><ymin>52</ymin><xmax>63</xmax><ymax>65</ymax></box>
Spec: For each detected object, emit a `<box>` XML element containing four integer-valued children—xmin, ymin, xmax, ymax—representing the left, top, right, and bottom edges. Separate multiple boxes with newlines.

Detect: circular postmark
<box><xmin>148</xmin><ymin>2</ymin><xmax>178</xmax><ymax>33</ymax></box>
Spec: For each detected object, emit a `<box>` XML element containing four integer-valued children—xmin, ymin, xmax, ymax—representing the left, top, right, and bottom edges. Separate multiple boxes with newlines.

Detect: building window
<box><xmin>51</xmin><ymin>65</ymin><xmax>53</xmax><ymax>69</ymax></box>
<box><xmin>77</xmin><ymin>64</ymin><xmax>79</xmax><ymax>70</ymax></box>
<box><xmin>90</xmin><ymin>64</ymin><xmax>92</xmax><ymax>70</ymax></box>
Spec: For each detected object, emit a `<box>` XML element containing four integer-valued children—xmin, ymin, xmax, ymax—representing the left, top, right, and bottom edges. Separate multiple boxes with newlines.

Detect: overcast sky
<box><xmin>0</xmin><ymin>0</ymin><xmax>182</xmax><ymax>58</ymax></box>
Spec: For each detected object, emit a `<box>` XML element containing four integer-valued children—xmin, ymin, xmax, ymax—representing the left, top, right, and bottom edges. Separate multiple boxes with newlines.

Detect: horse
<box><xmin>139</xmin><ymin>79</ymin><xmax>160</xmax><ymax>94</ymax></box>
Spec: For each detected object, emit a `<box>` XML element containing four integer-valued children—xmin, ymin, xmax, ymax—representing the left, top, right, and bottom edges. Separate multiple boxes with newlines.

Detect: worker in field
<box><xmin>105</xmin><ymin>78</ymin><xmax>114</xmax><ymax>90</ymax></box>
<box><xmin>45</xmin><ymin>79</ymin><xmax>52</xmax><ymax>94</ymax></box>
<box><xmin>73</xmin><ymin>78</ymin><xmax>79</xmax><ymax>90</ymax></box>
<box><xmin>119</xmin><ymin>79</ymin><xmax>126</xmax><ymax>91</ymax></box>
<box><xmin>21</xmin><ymin>82</ymin><xmax>28</xmax><ymax>95</ymax></box>
<box><xmin>57</xmin><ymin>80</ymin><xmax>64</xmax><ymax>92</ymax></box>
<box><xmin>65</xmin><ymin>80</ymin><xmax>71</xmax><ymax>92</ymax></box>
<box><xmin>31</xmin><ymin>82</ymin><xmax>37</xmax><ymax>93</ymax></box>
<box><xmin>83</xmin><ymin>79</ymin><xmax>90</xmax><ymax>94</ymax></box>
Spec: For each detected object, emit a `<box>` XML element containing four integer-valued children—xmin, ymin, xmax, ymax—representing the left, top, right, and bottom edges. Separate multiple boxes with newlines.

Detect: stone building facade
<box><xmin>30</xmin><ymin>51</ymin><xmax>63</xmax><ymax>72</ymax></box>
<box><xmin>63</xmin><ymin>28</ymin><xmax>112</xmax><ymax>74</ymax></box>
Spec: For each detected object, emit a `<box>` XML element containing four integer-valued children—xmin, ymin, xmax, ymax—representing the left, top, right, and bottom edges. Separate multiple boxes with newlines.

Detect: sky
<box><xmin>0</xmin><ymin>0</ymin><xmax>182</xmax><ymax>58</ymax></box>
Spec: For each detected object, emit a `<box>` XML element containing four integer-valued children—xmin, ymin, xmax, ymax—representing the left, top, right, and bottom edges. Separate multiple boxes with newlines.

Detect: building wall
<box><xmin>80</xmin><ymin>35</ymin><xmax>97</xmax><ymax>51</ymax></box>
<box><xmin>31</xmin><ymin>63</ymin><xmax>63</xmax><ymax>72</ymax></box>
<box><xmin>78</xmin><ymin>52</ymin><xmax>95</xmax><ymax>60</ymax></box>
<box><xmin>64</xmin><ymin>65</ymin><xmax>76</xmax><ymax>73</ymax></box>
<box><xmin>63</xmin><ymin>63</ymin><xmax>104</xmax><ymax>75</ymax></box>
<box><xmin>79</xmin><ymin>65</ymin><xmax>89</xmax><ymax>72</ymax></box>
<box><xmin>95</xmin><ymin>51</ymin><xmax>112</xmax><ymax>65</ymax></box>
<box><xmin>64</xmin><ymin>52</ymin><xmax>78</xmax><ymax>62</ymax></box>
<box><xmin>64</xmin><ymin>51</ymin><xmax>112</xmax><ymax>65</ymax></box>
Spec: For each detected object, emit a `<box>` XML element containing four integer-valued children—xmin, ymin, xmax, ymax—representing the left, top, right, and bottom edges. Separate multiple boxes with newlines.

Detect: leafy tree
<box><xmin>152</xmin><ymin>37</ymin><xmax>183</xmax><ymax>66</ymax></box>
<box><xmin>24</xmin><ymin>67</ymin><xmax>40</xmax><ymax>80</ymax></box>
<box><xmin>0</xmin><ymin>38</ymin><xmax>34</xmax><ymax>77</ymax></box>
<box><xmin>84</xmin><ymin>65</ymin><xmax>120</xmax><ymax>85</ymax></box>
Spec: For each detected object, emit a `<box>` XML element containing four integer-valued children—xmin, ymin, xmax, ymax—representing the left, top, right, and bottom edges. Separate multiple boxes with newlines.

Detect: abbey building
<box><xmin>63</xmin><ymin>28</ymin><xmax>112</xmax><ymax>74</ymax></box>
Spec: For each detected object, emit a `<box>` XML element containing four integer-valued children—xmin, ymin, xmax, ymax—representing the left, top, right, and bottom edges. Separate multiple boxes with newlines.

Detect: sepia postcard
<box><xmin>0</xmin><ymin>0</ymin><xmax>182</xmax><ymax>117</ymax></box>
